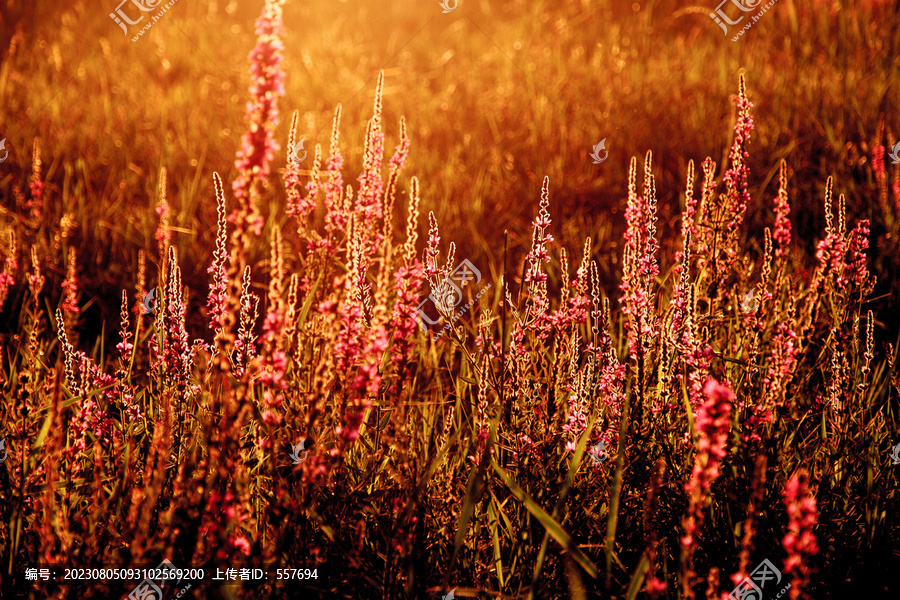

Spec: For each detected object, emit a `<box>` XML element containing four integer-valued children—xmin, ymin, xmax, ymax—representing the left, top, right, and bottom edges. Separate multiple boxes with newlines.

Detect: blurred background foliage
<box><xmin>1</xmin><ymin>0</ymin><xmax>898</xmax><ymax>345</ymax></box>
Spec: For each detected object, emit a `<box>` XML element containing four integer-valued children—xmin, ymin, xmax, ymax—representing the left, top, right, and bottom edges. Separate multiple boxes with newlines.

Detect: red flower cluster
<box><xmin>782</xmin><ymin>469</ymin><xmax>819</xmax><ymax>600</ymax></box>
<box><xmin>681</xmin><ymin>378</ymin><xmax>733</xmax><ymax>599</ymax></box>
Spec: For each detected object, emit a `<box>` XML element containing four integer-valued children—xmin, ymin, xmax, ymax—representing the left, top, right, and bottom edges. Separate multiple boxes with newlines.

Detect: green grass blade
<box><xmin>296</xmin><ymin>272</ymin><xmax>323</xmax><ymax>330</ymax></box>
<box><xmin>491</xmin><ymin>457</ymin><xmax>599</xmax><ymax>580</ymax></box>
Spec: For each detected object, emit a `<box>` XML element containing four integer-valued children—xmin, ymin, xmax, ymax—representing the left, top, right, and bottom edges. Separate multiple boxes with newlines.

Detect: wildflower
<box><xmin>716</xmin><ymin>74</ymin><xmax>754</xmax><ymax>276</ymax></box>
<box><xmin>524</xmin><ymin>176</ymin><xmax>554</xmax><ymax>305</ymax></box>
<box><xmin>61</xmin><ymin>247</ymin><xmax>80</xmax><ymax>325</ymax></box>
<box><xmin>844</xmin><ymin>219</ymin><xmax>870</xmax><ymax>286</ymax></box>
<box><xmin>230</xmin><ymin>536</ymin><xmax>252</xmax><ymax>556</ymax></box>
<box><xmin>334</xmin><ymin>285</ymin><xmax>366</xmax><ymax>374</ymax></box>
<box><xmin>354</xmin><ymin>72</ymin><xmax>387</xmax><ymax>260</ymax></box>
<box><xmin>670</xmin><ymin>160</ymin><xmax>696</xmax><ymax>333</ymax></box>
<box><xmin>116</xmin><ymin>290</ymin><xmax>134</xmax><ymax>360</ymax></box>
<box><xmin>681</xmin><ymin>378</ymin><xmax>734</xmax><ymax>600</ymax></box>
<box><xmin>647</xmin><ymin>578</ymin><xmax>667</xmax><ymax>594</ymax></box>
<box><xmin>813</xmin><ymin>179</ymin><xmax>871</xmax><ymax>289</ymax></box>
<box><xmin>255</xmin><ymin>226</ymin><xmax>290</xmax><ymax>420</ymax></box>
<box><xmin>620</xmin><ymin>153</ymin><xmax>659</xmax><ymax>360</ymax></box>
<box><xmin>149</xmin><ymin>247</ymin><xmax>192</xmax><ymax>394</ymax></box>
<box><xmin>285</xmin><ymin>110</ymin><xmax>318</xmax><ymax>222</ymax></box>
<box><xmin>321</xmin><ymin>105</ymin><xmax>346</xmax><ymax>254</ymax></box>
<box><xmin>782</xmin><ymin>469</ymin><xmax>819</xmax><ymax>600</ymax></box>
<box><xmin>730</xmin><ymin>455</ymin><xmax>768</xmax><ymax>589</ymax></box>
<box><xmin>232</xmin><ymin>0</ymin><xmax>286</xmax><ymax>204</ymax></box>
<box><xmin>548</xmin><ymin>241</ymin><xmax>590</xmax><ymax>333</ymax></box>
<box><xmin>424</xmin><ymin>211</ymin><xmax>442</xmax><ymax>279</ymax></box>
<box><xmin>388</xmin><ymin>258</ymin><xmax>424</xmax><ymax>377</ymax></box>
<box><xmin>207</xmin><ymin>173</ymin><xmax>229</xmax><ymax>341</ymax></box>
<box><xmin>773</xmin><ymin>159</ymin><xmax>792</xmax><ymax>258</ymax></box>
<box><xmin>351</xmin><ymin>328</ymin><xmax>388</xmax><ymax>396</ymax></box>
<box><xmin>759</xmin><ymin>321</ymin><xmax>798</xmax><ymax>417</ymax></box>
<box><xmin>382</xmin><ymin>116</ymin><xmax>412</xmax><ymax>246</ymax></box>
<box><xmin>517</xmin><ymin>435</ymin><xmax>536</xmax><ymax>458</ymax></box>
<box><xmin>0</xmin><ymin>230</ymin><xmax>18</xmax><ymax>311</ymax></box>
<box><xmin>28</xmin><ymin>137</ymin><xmax>43</xmax><ymax>222</ymax></box>
<box><xmin>643</xmin><ymin>458</ymin><xmax>667</xmax><ymax>599</ymax></box>
<box><xmin>814</xmin><ymin>181</ymin><xmax>845</xmax><ymax>280</ymax></box>
<box><xmin>155</xmin><ymin>167</ymin><xmax>170</xmax><ymax>262</ymax></box>
<box><xmin>234</xmin><ymin>267</ymin><xmax>259</xmax><ymax>377</ymax></box>
<box><xmin>690</xmin><ymin>77</ymin><xmax>754</xmax><ymax>290</ymax></box>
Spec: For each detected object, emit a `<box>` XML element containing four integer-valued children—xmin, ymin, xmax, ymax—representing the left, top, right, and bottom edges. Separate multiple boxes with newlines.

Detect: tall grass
<box><xmin>1</xmin><ymin>0</ymin><xmax>899</xmax><ymax>599</ymax></box>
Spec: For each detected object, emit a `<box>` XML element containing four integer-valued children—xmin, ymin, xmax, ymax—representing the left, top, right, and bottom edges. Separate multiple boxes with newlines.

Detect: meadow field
<box><xmin>1</xmin><ymin>0</ymin><xmax>899</xmax><ymax>598</ymax></box>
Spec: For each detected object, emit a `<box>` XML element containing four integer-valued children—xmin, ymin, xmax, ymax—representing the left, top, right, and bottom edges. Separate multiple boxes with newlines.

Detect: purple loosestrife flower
<box><xmin>814</xmin><ymin>232</ymin><xmax>845</xmax><ymax>283</ymax></box>
<box><xmin>66</xmin><ymin>351</ymin><xmax>141</xmax><ymax>470</ymax></box>
<box><xmin>763</xmin><ymin>323</ymin><xmax>797</xmax><ymax>405</ymax></box>
<box><xmin>61</xmin><ymin>247</ymin><xmax>80</xmax><ymax>321</ymax></box>
<box><xmin>352</xmin><ymin>327</ymin><xmax>388</xmax><ymax>397</ymax></box>
<box><xmin>389</xmin><ymin>262</ymin><xmax>423</xmax><ymax>366</ymax></box>
<box><xmin>782</xmin><ymin>469</ymin><xmax>819</xmax><ymax>600</ymax></box>
<box><xmin>424</xmin><ymin>211</ymin><xmax>442</xmax><ymax>279</ymax></box>
<box><xmin>813</xmin><ymin>180</ymin><xmax>871</xmax><ymax>289</ymax></box>
<box><xmin>232</xmin><ymin>0</ymin><xmax>286</xmax><ymax>206</ymax></box>
<box><xmin>355</xmin><ymin>72</ymin><xmax>387</xmax><ymax>260</ymax></box>
<box><xmin>336</xmin><ymin>329</ymin><xmax>387</xmax><ymax>446</ymax></box>
<box><xmin>522</xmin><ymin>177</ymin><xmax>554</xmax><ymax>329</ymax></box>
<box><xmin>525</xmin><ymin>177</ymin><xmax>554</xmax><ymax>289</ymax></box>
<box><xmin>381</xmin><ymin>116</ymin><xmax>411</xmax><ymax>239</ymax></box>
<box><xmin>620</xmin><ymin>153</ymin><xmax>659</xmax><ymax>359</ymax></box>
<box><xmin>0</xmin><ymin>231</ymin><xmax>18</xmax><ymax>311</ymax></box>
<box><xmin>671</xmin><ymin>160</ymin><xmax>696</xmax><ymax>333</ymax></box>
<box><xmin>596</xmin><ymin>358</ymin><xmax>626</xmax><ymax>446</ymax></box>
<box><xmin>549</xmin><ymin>242</ymin><xmax>591</xmax><ymax>333</ymax></box>
<box><xmin>321</xmin><ymin>106</ymin><xmax>346</xmax><ymax>255</ymax></box>
<box><xmin>234</xmin><ymin>267</ymin><xmax>259</xmax><ymax>378</ymax></box>
<box><xmin>116</xmin><ymin>290</ymin><xmax>134</xmax><ymax>360</ymax></box>
<box><xmin>255</xmin><ymin>228</ymin><xmax>290</xmax><ymax>424</ymax></box>
<box><xmin>285</xmin><ymin>110</ymin><xmax>318</xmax><ymax>222</ymax></box>
<box><xmin>715</xmin><ymin>75</ymin><xmax>754</xmax><ymax>279</ymax></box>
<box><xmin>150</xmin><ymin>247</ymin><xmax>192</xmax><ymax>393</ymax></box>
<box><xmin>386</xmin><ymin>177</ymin><xmax>424</xmax><ymax>387</ymax></box>
<box><xmin>155</xmin><ymin>167</ymin><xmax>170</xmax><ymax>262</ymax></box>
<box><xmin>28</xmin><ymin>137</ymin><xmax>43</xmax><ymax>222</ymax></box>
<box><xmin>334</xmin><ymin>283</ymin><xmax>366</xmax><ymax>374</ymax></box>
<box><xmin>773</xmin><ymin>160</ymin><xmax>792</xmax><ymax>258</ymax></box>
<box><xmin>208</xmin><ymin>173</ymin><xmax>229</xmax><ymax>340</ymax></box>
<box><xmin>843</xmin><ymin>219</ymin><xmax>870</xmax><ymax>287</ymax></box>
<box><xmin>681</xmin><ymin>378</ymin><xmax>733</xmax><ymax>600</ymax></box>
